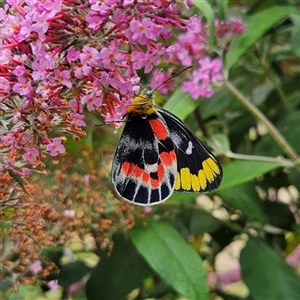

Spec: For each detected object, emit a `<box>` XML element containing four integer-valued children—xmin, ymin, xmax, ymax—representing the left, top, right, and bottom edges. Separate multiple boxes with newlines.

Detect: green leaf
<box><xmin>207</xmin><ymin>133</ymin><xmax>231</xmax><ymax>155</ymax></box>
<box><xmin>240</xmin><ymin>237</ymin><xmax>300</xmax><ymax>300</ymax></box>
<box><xmin>1</xmin><ymin>207</ymin><xmax>14</xmax><ymax>220</ymax></box>
<box><xmin>4</xmin><ymin>285</ymin><xmax>42</xmax><ymax>300</ymax></box>
<box><xmin>189</xmin><ymin>211</ymin><xmax>222</xmax><ymax>235</ymax></box>
<box><xmin>130</xmin><ymin>220</ymin><xmax>209</xmax><ymax>300</ymax></box>
<box><xmin>8</xmin><ymin>170</ymin><xmax>31</xmax><ymax>196</ymax></box>
<box><xmin>58</xmin><ymin>261</ymin><xmax>91</xmax><ymax>288</ymax></box>
<box><xmin>86</xmin><ymin>234</ymin><xmax>152</xmax><ymax>300</ymax></box>
<box><xmin>163</xmin><ymin>89</ymin><xmax>198</xmax><ymax>121</ymax></box>
<box><xmin>262</xmin><ymin>201</ymin><xmax>296</xmax><ymax>231</ymax></box>
<box><xmin>194</xmin><ymin>1</ymin><xmax>215</xmax><ymax>51</ymax></box>
<box><xmin>226</xmin><ymin>6</ymin><xmax>297</xmax><ymax>69</ymax></box>
<box><xmin>290</xmin><ymin>13</ymin><xmax>300</xmax><ymax>57</ymax></box>
<box><xmin>219</xmin><ymin>159</ymin><xmax>281</xmax><ymax>190</ymax></box>
<box><xmin>174</xmin><ymin>210</ymin><xmax>222</xmax><ymax>238</ymax></box>
<box><xmin>199</xmin><ymin>88</ymin><xmax>233</xmax><ymax>120</ymax></box>
<box><xmin>217</xmin><ymin>0</ymin><xmax>228</xmax><ymax>19</ymax></box>
<box><xmin>251</xmin><ymin>81</ymin><xmax>274</xmax><ymax>106</ymax></box>
<box><xmin>218</xmin><ymin>183</ymin><xmax>267</xmax><ymax>222</ymax></box>
<box><xmin>0</xmin><ymin>279</ymin><xmax>13</xmax><ymax>290</ymax></box>
<box><xmin>41</xmin><ymin>247</ymin><xmax>64</xmax><ymax>269</ymax></box>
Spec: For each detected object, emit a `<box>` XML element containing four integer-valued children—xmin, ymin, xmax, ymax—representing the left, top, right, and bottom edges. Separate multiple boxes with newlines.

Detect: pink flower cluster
<box><xmin>150</xmin><ymin>16</ymin><xmax>246</xmax><ymax>99</ymax></box>
<box><xmin>0</xmin><ymin>0</ymin><xmax>193</xmax><ymax>188</ymax></box>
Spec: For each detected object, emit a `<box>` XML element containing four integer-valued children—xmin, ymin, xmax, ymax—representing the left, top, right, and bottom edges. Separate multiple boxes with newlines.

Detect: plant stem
<box><xmin>224</xmin><ymin>80</ymin><xmax>299</xmax><ymax>162</ymax></box>
<box><xmin>226</xmin><ymin>152</ymin><xmax>295</xmax><ymax>168</ymax></box>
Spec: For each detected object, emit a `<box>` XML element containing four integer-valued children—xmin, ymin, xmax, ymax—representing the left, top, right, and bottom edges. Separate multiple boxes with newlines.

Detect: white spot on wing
<box><xmin>185</xmin><ymin>141</ymin><xmax>193</xmax><ymax>155</ymax></box>
<box><xmin>145</xmin><ymin>163</ymin><xmax>158</xmax><ymax>173</ymax></box>
<box><xmin>170</xmin><ymin>131</ymin><xmax>183</xmax><ymax>146</ymax></box>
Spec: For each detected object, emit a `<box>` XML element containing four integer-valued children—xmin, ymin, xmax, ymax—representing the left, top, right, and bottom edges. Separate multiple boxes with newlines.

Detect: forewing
<box><xmin>158</xmin><ymin>108</ymin><xmax>223</xmax><ymax>193</ymax></box>
<box><xmin>112</xmin><ymin>114</ymin><xmax>177</xmax><ymax>206</ymax></box>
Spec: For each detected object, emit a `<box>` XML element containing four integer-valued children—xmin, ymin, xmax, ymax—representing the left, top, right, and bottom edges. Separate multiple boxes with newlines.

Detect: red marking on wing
<box><xmin>122</xmin><ymin>161</ymin><xmax>132</xmax><ymax>176</ymax></box>
<box><xmin>150</xmin><ymin>178</ymin><xmax>159</xmax><ymax>189</ymax></box>
<box><xmin>121</xmin><ymin>160</ymin><xmax>170</xmax><ymax>189</ymax></box>
<box><xmin>157</xmin><ymin>163</ymin><xmax>165</xmax><ymax>181</ymax></box>
<box><xmin>149</xmin><ymin>119</ymin><xmax>169</xmax><ymax>140</ymax></box>
<box><xmin>133</xmin><ymin>166</ymin><xmax>143</xmax><ymax>178</ymax></box>
<box><xmin>142</xmin><ymin>171</ymin><xmax>150</xmax><ymax>184</ymax></box>
<box><xmin>160</xmin><ymin>150</ymin><xmax>176</xmax><ymax>167</ymax></box>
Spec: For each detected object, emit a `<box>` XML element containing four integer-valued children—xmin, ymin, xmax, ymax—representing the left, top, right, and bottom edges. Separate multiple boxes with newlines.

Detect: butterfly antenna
<box><xmin>154</xmin><ymin>68</ymin><xmax>164</xmax><ymax>90</ymax></box>
<box><xmin>152</xmin><ymin>65</ymin><xmax>193</xmax><ymax>92</ymax></box>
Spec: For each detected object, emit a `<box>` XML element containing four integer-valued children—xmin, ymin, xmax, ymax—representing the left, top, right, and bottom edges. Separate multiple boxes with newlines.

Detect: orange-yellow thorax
<box><xmin>127</xmin><ymin>87</ymin><xmax>157</xmax><ymax>116</ymax></box>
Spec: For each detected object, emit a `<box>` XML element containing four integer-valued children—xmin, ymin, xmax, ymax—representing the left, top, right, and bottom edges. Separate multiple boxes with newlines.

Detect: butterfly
<box><xmin>111</xmin><ymin>80</ymin><xmax>223</xmax><ymax>206</ymax></box>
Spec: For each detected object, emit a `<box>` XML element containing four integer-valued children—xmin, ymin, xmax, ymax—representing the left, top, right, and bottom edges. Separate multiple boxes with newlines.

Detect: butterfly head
<box><xmin>126</xmin><ymin>66</ymin><xmax>192</xmax><ymax>117</ymax></box>
<box><xmin>127</xmin><ymin>87</ymin><xmax>156</xmax><ymax>116</ymax></box>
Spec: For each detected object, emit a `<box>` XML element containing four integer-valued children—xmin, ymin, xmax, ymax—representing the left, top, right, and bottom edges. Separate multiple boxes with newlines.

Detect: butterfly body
<box><xmin>112</xmin><ymin>87</ymin><xmax>223</xmax><ymax>206</ymax></box>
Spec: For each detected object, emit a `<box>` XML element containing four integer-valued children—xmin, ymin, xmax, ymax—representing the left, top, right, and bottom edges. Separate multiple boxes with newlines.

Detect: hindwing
<box><xmin>112</xmin><ymin>113</ymin><xmax>177</xmax><ymax>206</ymax></box>
<box><xmin>157</xmin><ymin>107</ymin><xmax>223</xmax><ymax>193</ymax></box>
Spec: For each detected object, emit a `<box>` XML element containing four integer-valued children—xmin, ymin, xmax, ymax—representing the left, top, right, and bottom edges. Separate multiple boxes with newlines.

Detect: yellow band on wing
<box><xmin>174</xmin><ymin>158</ymin><xmax>221</xmax><ymax>192</ymax></box>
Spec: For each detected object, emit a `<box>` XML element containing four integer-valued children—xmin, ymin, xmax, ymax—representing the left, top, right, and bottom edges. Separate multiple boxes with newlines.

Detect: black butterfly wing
<box><xmin>157</xmin><ymin>107</ymin><xmax>223</xmax><ymax>193</ymax></box>
<box><xmin>112</xmin><ymin>114</ymin><xmax>177</xmax><ymax>205</ymax></box>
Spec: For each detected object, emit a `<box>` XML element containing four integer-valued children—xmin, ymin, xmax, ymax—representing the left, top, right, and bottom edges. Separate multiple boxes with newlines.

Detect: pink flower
<box><xmin>47</xmin><ymin>280</ymin><xmax>59</xmax><ymax>291</ymax></box>
<box><xmin>12</xmin><ymin>77</ymin><xmax>33</xmax><ymax>96</ymax></box>
<box><xmin>46</xmin><ymin>138</ymin><xmax>66</xmax><ymax>157</ymax></box>
<box><xmin>31</xmin><ymin>11</ymin><xmax>50</xmax><ymax>40</ymax></box>
<box><xmin>70</xmin><ymin>113</ymin><xmax>86</xmax><ymax>127</ymax></box>
<box><xmin>81</xmin><ymin>91</ymin><xmax>103</xmax><ymax>111</ymax></box>
<box><xmin>63</xmin><ymin>210</ymin><xmax>76</xmax><ymax>217</ymax></box>
<box><xmin>144</xmin><ymin>206</ymin><xmax>152</xmax><ymax>213</ymax></box>
<box><xmin>22</xmin><ymin>147</ymin><xmax>39</xmax><ymax>163</ymax></box>
<box><xmin>126</xmin><ymin>18</ymin><xmax>152</xmax><ymax>45</ymax></box>
<box><xmin>67</xmin><ymin>48</ymin><xmax>80</xmax><ymax>63</ymax></box>
<box><xmin>1</xmin><ymin>134</ymin><xmax>16</xmax><ymax>147</ymax></box>
<box><xmin>230</xmin><ymin>17</ymin><xmax>247</xmax><ymax>34</ymax></box>
<box><xmin>83</xmin><ymin>174</ymin><xmax>90</xmax><ymax>184</ymax></box>
<box><xmin>286</xmin><ymin>244</ymin><xmax>300</xmax><ymax>268</ymax></box>
<box><xmin>13</xmin><ymin>65</ymin><xmax>26</xmax><ymax>76</ymax></box>
<box><xmin>0</xmin><ymin>77</ymin><xmax>11</xmax><ymax>93</ymax></box>
<box><xmin>69</xmin><ymin>99</ymin><xmax>83</xmax><ymax>113</ymax></box>
<box><xmin>86</xmin><ymin>12</ymin><xmax>106</xmax><ymax>29</ymax></box>
<box><xmin>29</xmin><ymin>260</ymin><xmax>43</xmax><ymax>274</ymax></box>
<box><xmin>12</xmin><ymin>112</ymin><xmax>22</xmax><ymax>124</ymax></box>
<box><xmin>54</xmin><ymin>70</ymin><xmax>72</xmax><ymax>88</ymax></box>
<box><xmin>207</xmin><ymin>266</ymin><xmax>241</xmax><ymax>287</ymax></box>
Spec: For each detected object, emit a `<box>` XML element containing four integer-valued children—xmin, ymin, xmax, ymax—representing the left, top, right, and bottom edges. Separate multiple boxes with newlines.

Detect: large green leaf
<box><xmin>219</xmin><ymin>159</ymin><xmax>281</xmax><ymax>190</ymax></box>
<box><xmin>218</xmin><ymin>183</ymin><xmax>267</xmax><ymax>222</ymax></box>
<box><xmin>163</xmin><ymin>89</ymin><xmax>198</xmax><ymax>120</ymax></box>
<box><xmin>130</xmin><ymin>220</ymin><xmax>209</xmax><ymax>300</ymax></box>
<box><xmin>85</xmin><ymin>234</ymin><xmax>152</xmax><ymax>300</ymax></box>
<box><xmin>240</xmin><ymin>237</ymin><xmax>300</xmax><ymax>300</ymax></box>
<box><xmin>226</xmin><ymin>6</ymin><xmax>297</xmax><ymax>69</ymax></box>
